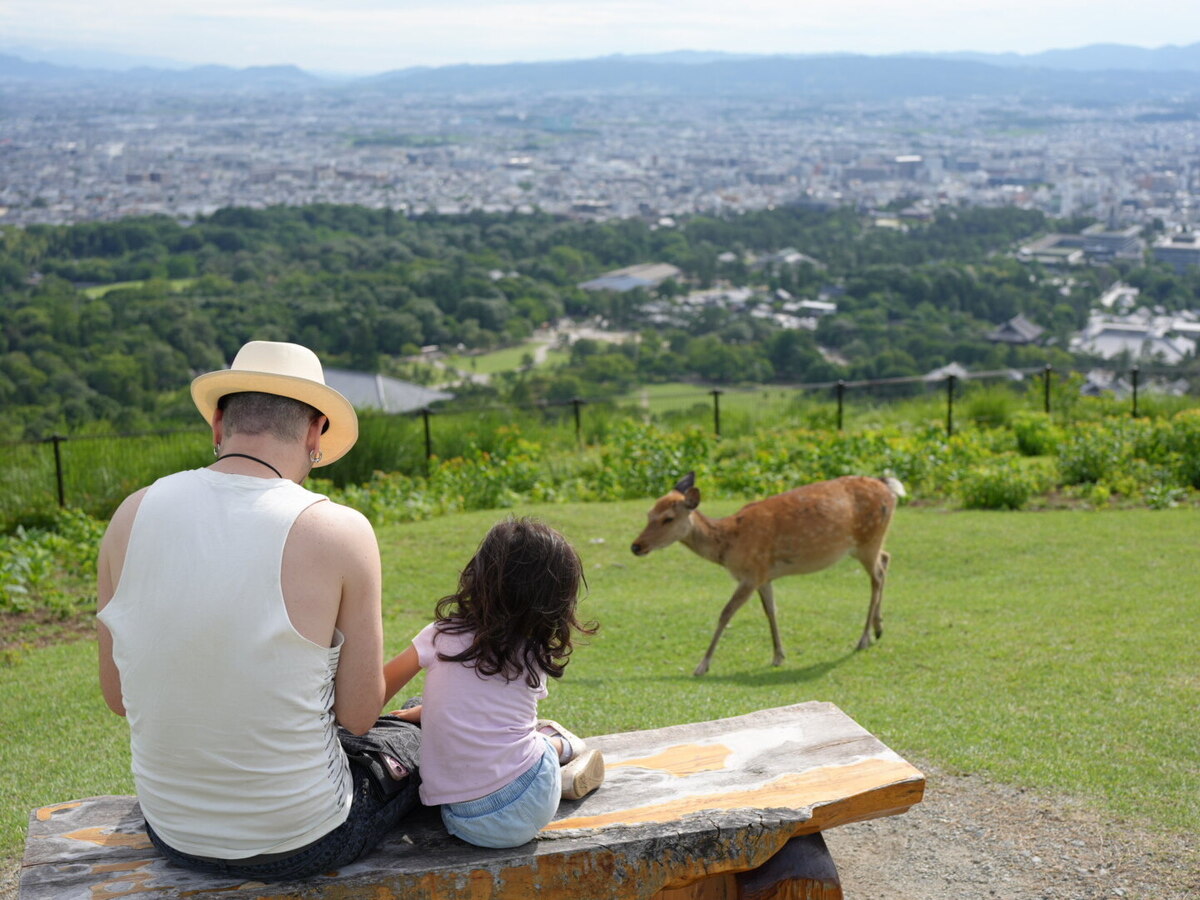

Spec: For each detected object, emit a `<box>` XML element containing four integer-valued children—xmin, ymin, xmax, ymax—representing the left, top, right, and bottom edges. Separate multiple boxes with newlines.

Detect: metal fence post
<box><xmin>420</xmin><ymin>407</ymin><xmax>433</xmax><ymax>475</ymax></box>
<box><xmin>571</xmin><ymin>397</ymin><xmax>584</xmax><ymax>444</ymax></box>
<box><xmin>945</xmin><ymin>374</ymin><xmax>957</xmax><ymax>437</ymax></box>
<box><xmin>836</xmin><ymin>380</ymin><xmax>846</xmax><ymax>431</ymax></box>
<box><xmin>1130</xmin><ymin>366</ymin><xmax>1140</xmax><ymax>418</ymax></box>
<box><xmin>48</xmin><ymin>434</ymin><xmax>67</xmax><ymax>507</ymax></box>
<box><xmin>1043</xmin><ymin>364</ymin><xmax>1052</xmax><ymax>415</ymax></box>
<box><xmin>710</xmin><ymin>389</ymin><xmax>723</xmax><ymax>437</ymax></box>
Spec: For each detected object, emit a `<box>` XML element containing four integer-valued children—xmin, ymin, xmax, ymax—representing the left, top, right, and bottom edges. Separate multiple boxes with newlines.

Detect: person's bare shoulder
<box><xmin>290</xmin><ymin>499</ymin><xmax>379</xmax><ymax>564</ymax></box>
<box><xmin>99</xmin><ymin>486</ymin><xmax>150</xmax><ymax>597</ymax></box>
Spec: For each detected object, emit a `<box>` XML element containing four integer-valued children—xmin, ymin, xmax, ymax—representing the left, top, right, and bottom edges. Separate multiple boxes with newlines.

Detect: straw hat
<box><xmin>190</xmin><ymin>341</ymin><xmax>358</xmax><ymax>467</ymax></box>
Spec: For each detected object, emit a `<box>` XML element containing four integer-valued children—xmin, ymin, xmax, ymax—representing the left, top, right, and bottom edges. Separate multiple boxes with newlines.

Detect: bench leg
<box><xmin>735</xmin><ymin>833</ymin><xmax>843</xmax><ymax>900</ymax></box>
<box><xmin>651</xmin><ymin>833</ymin><xmax>842</xmax><ymax>900</ymax></box>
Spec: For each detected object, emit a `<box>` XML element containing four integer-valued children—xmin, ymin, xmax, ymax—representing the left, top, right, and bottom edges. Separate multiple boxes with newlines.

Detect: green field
<box><xmin>2</xmin><ymin>503</ymin><xmax>1197</xmax><ymax>868</ymax></box>
<box><xmin>81</xmin><ymin>278</ymin><xmax>196</xmax><ymax>299</ymax></box>
<box><xmin>611</xmin><ymin>380</ymin><xmax>970</xmax><ymax>431</ymax></box>
<box><xmin>442</xmin><ymin>342</ymin><xmax>568</xmax><ymax>376</ymax></box>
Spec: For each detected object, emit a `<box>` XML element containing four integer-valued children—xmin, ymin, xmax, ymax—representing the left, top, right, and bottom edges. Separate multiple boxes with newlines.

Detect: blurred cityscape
<box><xmin>2</xmin><ymin>82</ymin><xmax>1198</xmax><ymax>236</ymax></box>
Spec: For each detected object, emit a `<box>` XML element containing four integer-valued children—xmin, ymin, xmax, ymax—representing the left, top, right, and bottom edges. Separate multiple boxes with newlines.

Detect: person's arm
<box><xmin>96</xmin><ymin>489</ymin><xmax>146</xmax><ymax>717</ymax></box>
<box><xmin>284</xmin><ymin>500</ymin><xmax>386</xmax><ymax>734</ymax></box>
<box><xmin>330</xmin><ymin>506</ymin><xmax>387</xmax><ymax>735</ymax></box>
<box><xmin>390</xmin><ymin>703</ymin><xmax>422</xmax><ymax>724</ymax></box>
<box><xmin>383</xmin><ymin>644</ymin><xmax>421</xmax><ymax>708</ymax></box>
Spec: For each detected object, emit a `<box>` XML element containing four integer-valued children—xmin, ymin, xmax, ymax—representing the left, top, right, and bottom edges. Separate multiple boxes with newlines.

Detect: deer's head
<box><xmin>631</xmin><ymin>472</ymin><xmax>701</xmax><ymax>556</ymax></box>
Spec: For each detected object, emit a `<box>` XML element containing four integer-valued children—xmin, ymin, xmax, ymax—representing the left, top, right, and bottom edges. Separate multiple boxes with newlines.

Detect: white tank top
<box><xmin>98</xmin><ymin>468</ymin><xmax>353</xmax><ymax>859</ymax></box>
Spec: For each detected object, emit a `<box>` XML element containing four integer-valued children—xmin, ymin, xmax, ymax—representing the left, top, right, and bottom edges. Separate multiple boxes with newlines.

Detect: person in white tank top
<box><xmin>97</xmin><ymin>341</ymin><xmax>421</xmax><ymax>882</ymax></box>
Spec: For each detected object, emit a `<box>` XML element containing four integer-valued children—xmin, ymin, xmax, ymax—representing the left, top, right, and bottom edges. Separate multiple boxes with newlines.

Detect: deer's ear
<box><xmin>674</xmin><ymin>471</ymin><xmax>696</xmax><ymax>494</ymax></box>
<box><xmin>683</xmin><ymin>487</ymin><xmax>701</xmax><ymax>509</ymax></box>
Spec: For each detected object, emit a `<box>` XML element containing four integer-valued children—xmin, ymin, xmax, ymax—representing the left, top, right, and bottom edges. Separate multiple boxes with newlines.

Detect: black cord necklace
<box><xmin>215</xmin><ymin>453</ymin><xmax>284</xmax><ymax>479</ymax></box>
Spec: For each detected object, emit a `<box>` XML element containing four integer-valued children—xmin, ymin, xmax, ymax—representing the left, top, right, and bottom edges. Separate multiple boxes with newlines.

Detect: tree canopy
<box><xmin>2</xmin><ymin>203</ymin><xmax>1194</xmax><ymax>438</ymax></box>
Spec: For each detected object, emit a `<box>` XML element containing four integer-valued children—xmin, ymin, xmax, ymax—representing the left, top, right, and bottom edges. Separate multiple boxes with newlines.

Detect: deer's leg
<box><xmin>758</xmin><ymin>582</ymin><xmax>785</xmax><ymax>667</ymax></box>
<box><xmin>873</xmin><ymin>550</ymin><xmax>890</xmax><ymax>639</ymax></box>
<box><xmin>694</xmin><ymin>581</ymin><xmax>756</xmax><ymax>676</ymax></box>
<box><xmin>856</xmin><ymin>549</ymin><xmax>889</xmax><ymax>650</ymax></box>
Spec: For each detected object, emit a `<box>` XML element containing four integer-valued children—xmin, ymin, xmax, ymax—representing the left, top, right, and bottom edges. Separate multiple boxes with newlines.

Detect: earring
<box><xmin>309</xmin><ymin>449</ymin><xmax>323</xmax><ymax>464</ymax></box>
<box><xmin>213</xmin><ymin>443</ymin><xmax>221</xmax><ymax>457</ymax></box>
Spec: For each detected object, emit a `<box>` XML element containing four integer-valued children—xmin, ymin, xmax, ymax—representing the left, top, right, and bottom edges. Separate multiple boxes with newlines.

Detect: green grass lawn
<box><xmin>613</xmin><ymin>381</ymin><xmax>958</xmax><ymax>432</ymax></box>
<box><xmin>442</xmin><ymin>342</ymin><xmax>567</xmax><ymax>376</ymax></box>
<box><xmin>3</xmin><ymin>504</ymin><xmax>1197</xmax><ymax>866</ymax></box>
<box><xmin>81</xmin><ymin>278</ymin><xmax>196</xmax><ymax>299</ymax></box>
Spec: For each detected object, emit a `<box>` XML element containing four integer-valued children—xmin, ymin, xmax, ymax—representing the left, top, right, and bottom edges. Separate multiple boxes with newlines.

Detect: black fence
<box><xmin>4</xmin><ymin>363</ymin><xmax>1191</xmax><ymax>529</ymax></box>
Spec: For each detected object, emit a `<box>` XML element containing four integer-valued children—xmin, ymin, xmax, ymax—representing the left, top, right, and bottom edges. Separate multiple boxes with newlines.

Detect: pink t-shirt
<box><xmin>412</xmin><ymin>621</ymin><xmax>549</xmax><ymax>805</ymax></box>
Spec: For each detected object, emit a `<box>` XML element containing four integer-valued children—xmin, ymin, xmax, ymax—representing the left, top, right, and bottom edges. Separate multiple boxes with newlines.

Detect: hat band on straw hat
<box><xmin>190</xmin><ymin>341</ymin><xmax>358</xmax><ymax>467</ymax></box>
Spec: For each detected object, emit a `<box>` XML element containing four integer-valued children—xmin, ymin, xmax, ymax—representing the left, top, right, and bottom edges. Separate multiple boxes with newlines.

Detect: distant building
<box><xmin>1017</xmin><ymin>234</ymin><xmax>1085</xmax><ymax>267</ymax></box>
<box><xmin>758</xmin><ymin>248</ymin><xmax>824</xmax><ymax>268</ymax></box>
<box><xmin>578</xmin><ymin>262</ymin><xmax>682</xmax><ymax>293</ymax></box>
<box><xmin>325</xmin><ymin>369</ymin><xmax>453</xmax><ymax>414</ymax></box>
<box><xmin>1082</xmin><ymin>368</ymin><xmax>1190</xmax><ymax>399</ymax></box>
<box><xmin>792</xmin><ymin>299</ymin><xmax>837</xmax><ymax>317</ymax></box>
<box><xmin>1069</xmin><ymin>314</ymin><xmax>1196</xmax><ymax>364</ymax></box>
<box><xmin>1152</xmin><ymin>231</ymin><xmax>1200</xmax><ymax>275</ymax></box>
<box><xmin>894</xmin><ymin>155</ymin><xmax>923</xmax><ymax>179</ymax></box>
<box><xmin>1079</xmin><ymin>224</ymin><xmax>1144</xmax><ymax>262</ymax></box>
<box><xmin>1018</xmin><ymin>225</ymin><xmax>1143</xmax><ymax>267</ymax></box>
<box><xmin>987</xmin><ymin>314</ymin><xmax>1045</xmax><ymax>345</ymax></box>
<box><xmin>1096</xmin><ymin>282</ymin><xmax>1140</xmax><ymax>311</ymax></box>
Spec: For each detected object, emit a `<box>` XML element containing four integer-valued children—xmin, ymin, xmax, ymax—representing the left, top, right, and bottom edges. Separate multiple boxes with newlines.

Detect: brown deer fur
<box><xmin>631</xmin><ymin>473</ymin><xmax>905</xmax><ymax>676</ymax></box>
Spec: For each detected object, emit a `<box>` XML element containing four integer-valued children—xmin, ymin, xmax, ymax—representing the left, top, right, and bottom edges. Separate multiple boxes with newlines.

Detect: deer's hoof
<box><xmin>693</xmin><ymin>660</ymin><xmax>710</xmax><ymax>677</ymax></box>
<box><xmin>771</xmin><ymin>654</ymin><xmax>785</xmax><ymax>667</ymax></box>
<box><xmin>855</xmin><ymin>636</ymin><xmax>871</xmax><ymax>651</ymax></box>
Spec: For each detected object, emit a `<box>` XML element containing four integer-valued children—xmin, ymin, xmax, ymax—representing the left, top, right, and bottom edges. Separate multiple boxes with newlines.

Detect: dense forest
<box><xmin>1</xmin><ymin>202</ymin><xmax>1198</xmax><ymax>438</ymax></box>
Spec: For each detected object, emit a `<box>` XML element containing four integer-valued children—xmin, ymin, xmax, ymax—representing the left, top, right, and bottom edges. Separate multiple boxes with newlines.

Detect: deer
<box><xmin>630</xmin><ymin>472</ymin><xmax>906</xmax><ymax>676</ymax></box>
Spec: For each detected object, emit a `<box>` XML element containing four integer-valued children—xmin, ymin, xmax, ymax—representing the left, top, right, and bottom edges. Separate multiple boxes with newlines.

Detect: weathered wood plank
<box><xmin>21</xmin><ymin>702</ymin><xmax>923</xmax><ymax>900</ymax></box>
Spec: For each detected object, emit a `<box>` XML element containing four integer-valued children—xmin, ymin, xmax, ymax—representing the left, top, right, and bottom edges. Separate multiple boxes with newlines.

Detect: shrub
<box><xmin>594</xmin><ymin>421</ymin><xmax>715</xmax><ymax>500</ymax></box>
<box><xmin>964</xmin><ymin>386</ymin><xmax>1017</xmax><ymax>428</ymax></box>
<box><xmin>1011</xmin><ymin>411</ymin><xmax>1061</xmax><ymax>457</ymax></box>
<box><xmin>957</xmin><ymin>459</ymin><xmax>1039</xmax><ymax>510</ymax></box>
<box><xmin>1167</xmin><ymin>409</ymin><xmax>1200</xmax><ymax>489</ymax></box>
<box><xmin>0</xmin><ymin>508</ymin><xmax>104</xmax><ymax>615</ymax></box>
<box><xmin>1057</xmin><ymin>422</ymin><xmax>1127</xmax><ymax>485</ymax></box>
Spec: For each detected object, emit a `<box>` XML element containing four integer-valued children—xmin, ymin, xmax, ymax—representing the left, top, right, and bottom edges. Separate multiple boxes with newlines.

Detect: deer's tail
<box><xmin>881</xmin><ymin>476</ymin><xmax>907</xmax><ymax>498</ymax></box>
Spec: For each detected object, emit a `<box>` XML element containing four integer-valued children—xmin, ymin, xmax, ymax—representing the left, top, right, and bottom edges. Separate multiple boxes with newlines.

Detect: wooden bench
<box><xmin>20</xmin><ymin>701</ymin><xmax>924</xmax><ymax>899</ymax></box>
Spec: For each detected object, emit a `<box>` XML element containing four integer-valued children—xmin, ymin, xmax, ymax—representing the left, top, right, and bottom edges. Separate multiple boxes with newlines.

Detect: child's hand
<box><xmin>390</xmin><ymin>704</ymin><xmax>422</xmax><ymax>723</ymax></box>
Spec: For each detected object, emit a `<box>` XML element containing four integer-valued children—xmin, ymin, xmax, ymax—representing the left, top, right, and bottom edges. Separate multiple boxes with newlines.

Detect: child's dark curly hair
<box><xmin>434</xmin><ymin>517</ymin><xmax>597</xmax><ymax>688</ymax></box>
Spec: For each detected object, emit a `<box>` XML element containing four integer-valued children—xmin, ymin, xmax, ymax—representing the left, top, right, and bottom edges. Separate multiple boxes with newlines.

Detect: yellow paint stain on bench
<box><xmin>62</xmin><ymin>826</ymin><xmax>153</xmax><ymax>850</ymax></box>
<box><xmin>88</xmin><ymin>861</ymin><xmax>254</xmax><ymax>899</ymax></box>
<box><xmin>546</xmin><ymin>757</ymin><xmax>920</xmax><ymax>832</ymax></box>
<box><xmin>609</xmin><ymin>743</ymin><xmax>732</xmax><ymax>776</ymax></box>
<box><xmin>89</xmin><ymin>862</ymin><xmax>155</xmax><ymax>899</ymax></box>
<box><xmin>36</xmin><ymin>801</ymin><xmax>83</xmax><ymax>821</ymax></box>
<box><xmin>91</xmin><ymin>860</ymin><xmax>154</xmax><ymax>876</ymax></box>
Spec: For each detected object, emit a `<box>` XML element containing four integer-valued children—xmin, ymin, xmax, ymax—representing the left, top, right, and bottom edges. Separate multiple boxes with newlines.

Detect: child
<box><xmin>382</xmin><ymin>516</ymin><xmax>603</xmax><ymax>848</ymax></box>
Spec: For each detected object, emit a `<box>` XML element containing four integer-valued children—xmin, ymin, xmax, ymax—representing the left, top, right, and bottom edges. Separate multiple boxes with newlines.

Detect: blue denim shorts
<box><xmin>440</xmin><ymin>736</ymin><xmax>561</xmax><ymax>848</ymax></box>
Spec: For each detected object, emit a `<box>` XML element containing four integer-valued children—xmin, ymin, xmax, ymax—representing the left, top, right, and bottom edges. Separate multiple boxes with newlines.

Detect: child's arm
<box><xmin>382</xmin><ymin>644</ymin><xmax>422</xmax><ymax>709</ymax></box>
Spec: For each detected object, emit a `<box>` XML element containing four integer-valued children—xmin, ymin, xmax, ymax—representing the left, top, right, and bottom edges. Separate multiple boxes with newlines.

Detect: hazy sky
<box><xmin>3</xmin><ymin>0</ymin><xmax>1200</xmax><ymax>74</ymax></box>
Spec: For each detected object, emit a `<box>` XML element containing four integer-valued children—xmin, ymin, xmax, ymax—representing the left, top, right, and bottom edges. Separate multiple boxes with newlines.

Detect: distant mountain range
<box><xmin>0</xmin><ymin>54</ymin><xmax>319</xmax><ymax>89</ymax></box>
<box><xmin>916</xmin><ymin>42</ymin><xmax>1200</xmax><ymax>72</ymax></box>
<box><xmin>3</xmin><ymin>42</ymin><xmax>1200</xmax><ymax>102</ymax></box>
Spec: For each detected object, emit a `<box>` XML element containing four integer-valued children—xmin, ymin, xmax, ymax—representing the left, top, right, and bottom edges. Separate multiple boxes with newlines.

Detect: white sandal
<box><xmin>537</xmin><ymin>719</ymin><xmax>605</xmax><ymax>800</ymax></box>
